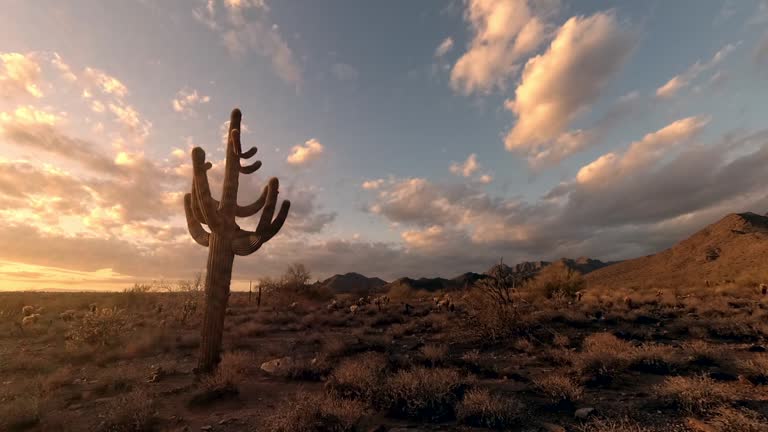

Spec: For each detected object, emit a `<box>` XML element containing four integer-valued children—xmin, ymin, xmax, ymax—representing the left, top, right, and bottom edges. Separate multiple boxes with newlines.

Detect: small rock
<box><xmin>748</xmin><ymin>344</ymin><xmax>766</xmax><ymax>352</ymax></box>
<box><xmin>686</xmin><ymin>418</ymin><xmax>716</xmax><ymax>432</ymax></box>
<box><xmin>260</xmin><ymin>357</ymin><xmax>293</xmax><ymax>375</ymax></box>
<box><xmin>574</xmin><ymin>407</ymin><xmax>596</xmax><ymax>419</ymax></box>
<box><xmin>200</xmin><ymin>426</ymin><xmax>212</xmax><ymax>431</ymax></box>
<box><xmin>540</xmin><ymin>422</ymin><xmax>566</xmax><ymax>432</ymax></box>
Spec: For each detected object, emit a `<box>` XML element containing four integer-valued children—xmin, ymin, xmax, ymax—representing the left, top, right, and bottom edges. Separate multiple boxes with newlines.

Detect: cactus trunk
<box><xmin>183</xmin><ymin>108</ymin><xmax>290</xmax><ymax>374</ymax></box>
<box><xmin>197</xmin><ymin>234</ymin><xmax>235</xmax><ymax>372</ymax></box>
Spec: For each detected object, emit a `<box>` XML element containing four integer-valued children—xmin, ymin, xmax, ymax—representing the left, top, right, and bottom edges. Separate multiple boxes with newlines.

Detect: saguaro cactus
<box><xmin>184</xmin><ymin>108</ymin><xmax>290</xmax><ymax>373</ymax></box>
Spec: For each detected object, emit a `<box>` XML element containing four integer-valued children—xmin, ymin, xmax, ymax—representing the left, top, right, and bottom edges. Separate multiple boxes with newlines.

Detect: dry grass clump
<box><xmin>526</xmin><ymin>266</ymin><xmax>585</xmax><ymax>300</ymax></box>
<box><xmin>574</xmin><ymin>417</ymin><xmax>652</xmax><ymax>432</ymax></box>
<box><xmin>420</xmin><ymin>343</ymin><xmax>448</xmax><ymax>366</ymax></box>
<box><xmin>383</xmin><ymin>367</ymin><xmax>467</xmax><ymax>421</ymax></box>
<box><xmin>96</xmin><ymin>389</ymin><xmax>155</xmax><ymax>432</ymax></box>
<box><xmin>532</xmin><ymin>373</ymin><xmax>584</xmax><ymax>406</ymax></box>
<box><xmin>738</xmin><ymin>354</ymin><xmax>768</xmax><ymax>383</ymax></box>
<box><xmin>326</xmin><ymin>352</ymin><xmax>387</xmax><ymax>401</ymax></box>
<box><xmin>629</xmin><ymin>343</ymin><xmax>681</xmax><ymax>374</ymax></box>
<box><xmin>201</xmin><ymin>351</ymin><xmax>253</xmax><ymax>392</ymax></box>
<box><xmin>262</xmin><ymin>391</ymin><xmax>365</xmax><ymax>432</ymax></box>
<box><xmin>66</xmin><ymin>307</ymin><xmax>127</xmax><ymax>347</ymax></box>
<box><xmin>0</xmin><ymin>395</ymin><xmax>40</xmax><ymax>431</ymax></box>
<box><xmin>456</xmin><ymin>388</ymin><xmax>525</xmax><ymax>429</ymax></box>
<box><xmin>681</xmin><ymin>340</ymin><xmax>724</xmax><ymax>366</ymax></box>
<box><xmin>574</xmin><ymin>333</ymin><xmax>632</xmax><ymax>385</ymax></box>
<box><xmin>654</xmin><ymin>375</ymin><xmax>732</xmax><ymax>414</ymax></box>
<box><xmin>708</xmin><ymin>407</ymin><xmax>767</xmax><ymax>432</ymax></box>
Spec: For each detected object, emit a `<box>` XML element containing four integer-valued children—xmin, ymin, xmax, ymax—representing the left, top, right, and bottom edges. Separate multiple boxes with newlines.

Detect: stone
<box><xmin>200</xmin><ymin>426</ymin><xmax>212</xmax><ymax>431</ymax></box>
<box><xmin>540</xmin><ymin>422</ymin><xmax>566</xmax><ymax>432</ymax></box>
<box><xmin>260</xmin><ymin>357</ymin><xmax>293</xmax><ymax>375</ymax></box>
<box><xmin>574</xmin><ymin>407</ymin><xmax>596</xmax><ymax>419</ymax></box>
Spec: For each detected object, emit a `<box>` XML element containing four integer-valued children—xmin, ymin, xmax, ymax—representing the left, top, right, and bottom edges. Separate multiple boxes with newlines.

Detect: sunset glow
<box><xmin>1</xmin><ymin>0</ymin><xmax>768</xmax><ymax>291</ymax></box>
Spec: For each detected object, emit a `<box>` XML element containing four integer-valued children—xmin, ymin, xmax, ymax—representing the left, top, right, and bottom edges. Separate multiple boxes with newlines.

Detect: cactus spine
<box><xmin>184</xmin><ymin>108</ymin><xmax>290</xmax><ymax>373</ymax></box>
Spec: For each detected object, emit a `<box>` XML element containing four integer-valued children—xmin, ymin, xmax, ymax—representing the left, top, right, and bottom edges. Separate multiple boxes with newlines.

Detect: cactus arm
<box><xmin>240</xmin><ymin>146</ymin><xmax>257</xmax><ymax>159</ymax></box>
<box><xmin>231</xmin><ymin>195</ymin><xmax>290</xmax><ymax>256</ymax></box>
<box><xmin>191</xmin><ymin>147</ymin><xmax>223</xmax><ymax>231</ymax></box>
<box><xmin>240</xmin><ymin>160</ymin><xmax>262</xmax><ymax>174</ymax></box>
<box><xmin>184</xmin><ymin>194</ymin><xmax>210</xmax><ymax>246</ymax></box>
<box><xmin>236</xmin><ymin>183</ymin><xmax>269</xmax><ymax>218</ymax></box>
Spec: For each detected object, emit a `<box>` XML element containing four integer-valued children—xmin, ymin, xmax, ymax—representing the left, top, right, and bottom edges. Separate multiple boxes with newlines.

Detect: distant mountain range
<box><xmin>313</xmin><ymin>257</ymin><xmax>612</xmax><ymax>294</ymax></box>
<box><xmin>311</xmin><ymin>212</ymin><xmax>768</xmax><ymax>294</ymax></box>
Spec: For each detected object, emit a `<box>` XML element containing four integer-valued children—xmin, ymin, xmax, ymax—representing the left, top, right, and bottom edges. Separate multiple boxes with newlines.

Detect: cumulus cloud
<box><xmin>503</xmin><ymin>12</ymin><xmax>636</xmax><ymax>165</ymax></box>
<box><xmin>656</xmin><ymin>43</ymin><xmax>740</xmax><ymax>98</ymax></box>
<box><xmin>362</xmin><ymin>124</ymin><xmax>768</xmax><ymax>273</ymax></box>
<box><xmin>434</xmin><ymin>37</ymin><xmax>454</xmax><ymax>58</ymax></box>
<box><xmin>575</xmin><ymin>116</ymin><xmax>710</xmax><ymax>184</ymax></box>
<box><xmin>450</xmin><ymin>0</ymin><xmax>557</xmax><ymax>95</ymax></box>
<box><xmin>449</xmin><ymin>153</ymin><xmax>480</xmax><ymax>177</ymax></box>
<box><xmin>362</xmin><ymin>179</ymin><xmax>386</xmax><ymax>190</ymax></box>
<box><xmin>449</xmin><ymin>153</ymin><xmax>494</xmax><ymax>183</ymax></box>
<box><xmin>0</xmin><ymin>52</ymin><xmax>44</xmax><ymax>99</ymax></box>
<box><xmin>286</xmin><ymin>138</ymin><xmax>324</xmax><ymax>166</ymax></box>
<box><xmin>194</xmin><ymin>0</ymin><xmax>301</xmax><ymax>85</ymax></box>
<box><xmin>172</xmin><ymin>88</ymin><xmax>211</xmax><ymax>115</ymax></box>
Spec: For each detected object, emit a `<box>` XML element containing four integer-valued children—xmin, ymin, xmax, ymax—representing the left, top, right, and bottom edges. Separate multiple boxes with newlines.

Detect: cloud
<box><xmin>575</xmin><ymin>116</ymin><xmax>710</xmax><ymax>185</ymax></box>
<box><xmin>656</xmin><ymin>43</ymin><xmax>740</xmax><ymax>98</ymax></box>
<box><xmin>449</xmin><ymin>154</ymin><xmax>494</xmax><ymax>183</ymax></box>
<box><xmin>286</xmin><ymin>138</ymin><xmax>324</xmax><ymax>166</ymax></box>
<box><xmin>362</xmin><ymin>179</ymin><xmax>386</xmax><ymax>190</ymax></box>
<box><xmin>449</xmin><ymin>153</ymin><xmax>480</xmax><ymax>177</ymax></box>
<box><xmin>363</xmin><ymin>124</ymin><xmax>768</xmax><ymax>274</ymax></box>
<box><xmin>503</xmin><ymin>12</ymin><xmax>636</xmax><ymax>165</ymax></box>
<box><xmin>450</xmin><ymin>0</ymin><xmax>557</xmax><ymax>95</ymax></box>
<box><xmin>172</xmin><ymin>88</ymin><xmax>211</xmax><ymax>115</ymax></box>
<box><xmin>83</xmin><ymin>67</ymin><xmax>129</xmax><ymax>98</ymax></box>
<box><xmin>331</xmin><ymin>63</ymin><xmax>358</xmax><ymax>81</ymax></box>
<box><xmin>0</xmin><ymin>52</ymin><xmax>44</xmax><ymax>99</ymax></box>
<box><xmin>434</xmin><ymin>37</ymin><xmax>454</xmax><ymax>57</ymax></box>
<box><xmin>51</xmin><ymin>53</ymin><xmax>77</xmax><ymax>82</ymax></box>
<box><xmin>194</xmin><ymin>0</ymin><xmax>301</xmax><ymax>85</ymax></box>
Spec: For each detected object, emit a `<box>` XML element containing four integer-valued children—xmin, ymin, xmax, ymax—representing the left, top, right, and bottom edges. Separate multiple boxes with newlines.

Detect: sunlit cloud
<box><xmin>656</xmin><ymin>43</ymin><xmax>740</xmax><ymax>98</ymax></box>
<box><xmin>287</xmin><ymin>138</ymin><xmax>324</xmax><ymax>165</ymax></box>
<box><xmin>0</xmin><ymin>52</ymin><xmax>44</xmax><ymax>99</ymax></box>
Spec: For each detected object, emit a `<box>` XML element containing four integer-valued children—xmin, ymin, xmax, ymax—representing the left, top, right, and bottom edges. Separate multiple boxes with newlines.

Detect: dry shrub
<box><xmin>383</xmin><ymin>367</ymin><xmax>467</xmax><ymax>421</ymax></box>
<box><xmin>681</xmin><ymin>340</ymin><xmax>723</xmax><ymax>366</ymax></box>
<box><xmin>0</xmin><ymin>395</ymin><xmax>40</xmax><ymax>431</ymax></box>
<box><xmin>654</xmin><ymin>375</ymin><xmax>732</xmax><ymax>414</ymax></box>
<box><xmin>420</xmin><ymin>344</ymin><xmax>448</xmax><ymax>366</ymax></box>
<box><xmin>461</xmin><ymin>349</ymin><xmax>482</xmax><ymax>364</ymax></box>
<box><xmin>708</xmin><ymin>407</ymin><xmax>767</xmax><ymax>432</ymax></box>
<box><xmin>738</xmin><ymin>354</ymin><xmax>768</xmax><ymax>383</ymax></box>
<box><xmin>574</xmin><ymin>417</ymin><xmax>652</xmax><ymax>432</ymax></box>
<box><xmin>201</xmin><ymin>351</ymin><xmax>253</xmax><ymax>392</ymax></box>
<box><xmin>456</xmin><ymin>388</ymin><xmax>525</xmax><ymax>429</ymax></box>
<box><xmin>553</xmin><ymin>333</ymin><xmax>570</xmax><ymax>348</ymax></box>
<box><xmin>574</xmin><ymin>332</ymin><xmax>632</xmax><ymax>385</ymax></box>
<box><xmin>532</xmin><ymin>373</ymin><xmax>584</xmax><ymax>406</ymax></box>
<box><xmin>121</xmin><ymin>331</ymin><xmax>168</xmax><ymax>359</ymax></box>
<box><xmin>96</xmin><ymin>389</ymin><xmax>155</xmax><ymax>432</ymax></box>
<box><xmin>629</xmin><ymin>343</ymin><xmax>681</xmax><ymax>374</ymax></box>
<box><xmin>326</xmin><ymin>352</ymin><xmax>387</xmax><ymax>401</ymax></box>
<box><xmin>525</xmin><ymin>265</ymin><xmax>585</xmax><ymax>300</ymax></box>
<box><xmin>66</xmin><ymin>307</ymin><xmax>127</xmax><ymax>347</ymax></box>
<box><xmin>263</xmin><ymin>391</ymin><xmax>364</xmax><ymax>432</ymax></box>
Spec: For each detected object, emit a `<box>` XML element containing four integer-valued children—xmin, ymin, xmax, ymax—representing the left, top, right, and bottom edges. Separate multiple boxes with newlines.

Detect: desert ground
<box><xmin>1</xmin><ymin>214</ymin><xmax>768</xmax><ymax>431</ymax></box>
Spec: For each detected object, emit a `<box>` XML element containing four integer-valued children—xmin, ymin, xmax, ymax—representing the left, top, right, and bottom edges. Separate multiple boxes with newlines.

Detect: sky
<box><xmin>1</xmin><ymin>0</ymin><xmax>768</xmax><ymax>291</ymax></box>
